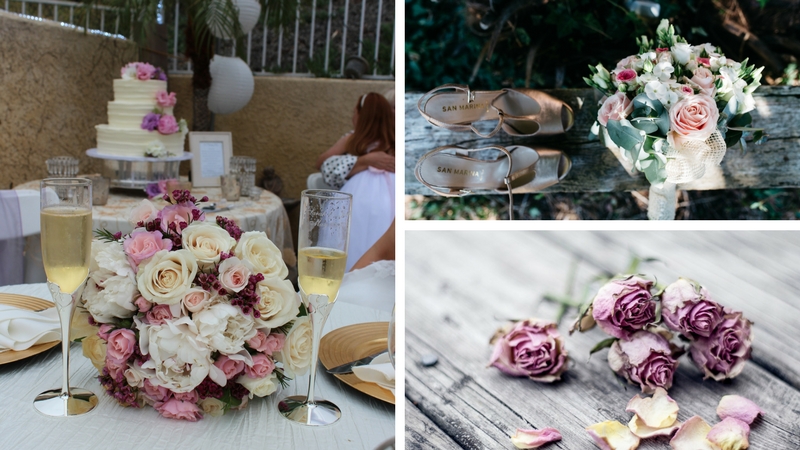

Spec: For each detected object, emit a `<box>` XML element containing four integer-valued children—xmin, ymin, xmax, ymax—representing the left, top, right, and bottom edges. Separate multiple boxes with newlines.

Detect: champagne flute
<box><xmin>278</xmin><ymin>189</ymin><xmax>351</xmax><ymax>426</ymax></box>
<box><xmin>388</xmin><ymin>305</ymin><xmax>395</xmax><ymax>368</ymax></box>
<box><xmin>34</xmin><ymin>178</ymin><xmax>98</xmax><ymax>417</ymax></box>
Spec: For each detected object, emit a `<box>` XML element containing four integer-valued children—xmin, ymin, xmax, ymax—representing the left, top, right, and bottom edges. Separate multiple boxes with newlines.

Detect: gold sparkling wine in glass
<box><xmin>278</xmin><ymin>189</ymin><xmax>351</xmax><ymax>427</ymax></box>
<box><xmin>35</xmin><ymin>178</ymin><xmax>98</xmax><ymax>417</ymax></box>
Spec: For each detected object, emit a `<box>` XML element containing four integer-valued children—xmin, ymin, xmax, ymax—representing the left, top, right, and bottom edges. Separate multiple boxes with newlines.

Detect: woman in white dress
<box><xmin>315</xmin><ymin>93</ymin><xmax>395</xmax><ymax>270</ymax></box>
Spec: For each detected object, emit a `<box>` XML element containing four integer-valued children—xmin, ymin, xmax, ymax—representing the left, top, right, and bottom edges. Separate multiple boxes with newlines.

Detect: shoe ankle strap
<box><xmin>417</xmin><ymin>85</ymin><xmax>504</xmax><ymax>138</ymax></box>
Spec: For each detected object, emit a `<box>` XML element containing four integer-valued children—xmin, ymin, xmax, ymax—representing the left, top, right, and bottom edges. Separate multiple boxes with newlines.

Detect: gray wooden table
<box><xmin>406</xmin><ymin>231</ymin><xmax>800</xmax><ymax>449</ymax></box>
<box><xmin>405</xmin><ymin>86</ymin><xmax>800</xmax><ymax>195</ymax></box>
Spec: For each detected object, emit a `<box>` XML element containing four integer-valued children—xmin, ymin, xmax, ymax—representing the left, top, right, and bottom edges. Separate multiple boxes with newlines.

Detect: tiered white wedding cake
<box><xmin>96</xmin><ymin>62</ymin><xmax>187</xmax><ymax>158</ymax></box>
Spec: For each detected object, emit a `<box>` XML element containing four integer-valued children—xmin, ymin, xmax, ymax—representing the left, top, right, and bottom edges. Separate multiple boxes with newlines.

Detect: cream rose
<box><xmin>218</xmin><ymin>257</ymin><xmax>253</xmax><ymax>293</ymax></box>
<box><xmin>277</xmin><ymin>316</ymin><xmax>312</xmax><ymax>376</ymax></box>
<box><xmin>198</xmin><ymin>398</ymin><xmax>225</xmax><ymax>417</ymax></box>
<box><xmin>669</xmin><ymin>93</ymin><xmax>719</xmax><ymax>144</ymax></box>
<box><xmin>254</xmin><ymin>277</ymin><xmax>300</xmax><ymax>329</ymax></box>
<box><xmin>181</xmin><ymin>222</ymin><xmax>236</xmax><ymax>267</ymax></box>
<box><xmin>81</xmin><ymin>333</ymin><xmax>107</xmax><ymax>372</ymax></box>
<box><xmin>182</xmin><ymin>288</ymin><xmax>212</xmax><ymax>313</ymax></box>
<box><xmin>137</xmin><ymin>249</ymin><xmax>198</xmax><ymax>305</ymax></box>
<box><xmin>236</xmin><ymin>373</ymin><xmax>279</xmax><ymax>398</ymax></box>
<box><xmin>138</xmin><ymin>316</ymin><xmax>212</xmax><ymax>393</ymax></box>
<box><xmin>128</xmin><ymin>199</ymin><xmax>158</xmax><ymax>226</ymax></box>
<box><xmin>235</xmin><ymin>231</ymin><xmax>288</xmax><ymax>279</ymax></box>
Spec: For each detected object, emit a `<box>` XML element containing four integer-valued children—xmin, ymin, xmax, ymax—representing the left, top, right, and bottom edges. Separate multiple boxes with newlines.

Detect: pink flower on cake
<box><xmin>597</xmin><ymin>92</ymin><xmax>634</xmax><ymax>127</ymax></box>
<box><xmin>107</xmin><ymin>329</ymin><xmax>137</xmax><ymax>363</ymax></box>
<box><xmin>155</xmin><ymin>399</ymin><xmax>203</xmax><ymax>421</ymax></box>
<box><xmin>123</xmin><ymin>229</ymin><xmax>173</xmax><ymax>269</ymax></box>
<box><xmin>137</xmin><ymin>63</ymin><xmax>157</xmax><ymax>81</ymax></box>
<box><xmin>156</xmin><ymin>91</ymin><xmax>177</xmax><ymax>108</ymax></box>
<box><xmin>157</xmin><ymin>115</ymin><xmax>180</xmax><ymax>135</ymax></box>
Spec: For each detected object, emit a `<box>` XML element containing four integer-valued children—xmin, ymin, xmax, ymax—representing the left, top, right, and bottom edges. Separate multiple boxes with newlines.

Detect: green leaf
<box><xmin>589</xmin><ymin>337</ymin><xmax>617</xmax><ymax>356</ymax></box>
<box><xmin>632</xmin><ymin>94</ymin><xmax>664</xmax><ymax>116</ymax></box>
<box><xmin>630</xmin><ymin>117</ymin><xmax>659</xmax><ymax>134</ymax></box>
<box><xmin>640</xmin><ymin>157</ymin><xmax>667</xmax><ymax>185</ymax></box>
<box><xmin>606</xmin><ymin>120</ymin><xmax>645</xmax><ymax>155</ymax></box>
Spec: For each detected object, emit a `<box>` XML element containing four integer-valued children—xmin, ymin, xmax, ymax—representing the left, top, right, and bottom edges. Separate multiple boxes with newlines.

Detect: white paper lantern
<box><xmin>208</xmin><ymin>0</ymin><xmax>262</xmax><ymax>39</ymax></box>
<box><xmin>208</xmin><ymin>55</ymin><xmax>255</xmax><ymax>115</ymax></box>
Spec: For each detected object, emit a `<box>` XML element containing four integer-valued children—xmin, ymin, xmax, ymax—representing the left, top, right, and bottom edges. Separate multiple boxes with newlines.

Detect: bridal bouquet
<box><xmin>585</xmin><ymin>19</ymin><xmax>765</xmax><ymax>186</ymax></box>
<box><xmin>575</xmin><ymin>276</ymin><xmax>753</xmax><ymax>393</ymax></box>
<box><xmin>80</xmin><ymin>190</ymin><xmax>311</xmax><ymax>420</ymax></box>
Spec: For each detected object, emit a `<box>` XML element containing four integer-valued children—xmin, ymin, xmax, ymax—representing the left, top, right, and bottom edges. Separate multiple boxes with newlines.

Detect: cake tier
<box><xmin>113</xmin><ymin>79</ymin><xmax>167</xmax><ymax>102</ymax></box>
<box><xmin>96</xmin><ymin>125</ymin><xmax>186</xmax><ymax>157</ymax></box>
<box><xmin>108</xmin><ymin>102</ymin><xmax>174</xmax><ymax>129</ymax></box>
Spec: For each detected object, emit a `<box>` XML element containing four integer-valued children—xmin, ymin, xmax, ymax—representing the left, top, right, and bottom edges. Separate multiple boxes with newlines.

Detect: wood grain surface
<box><xmin>404</xmin><ymin>86</ymin><xmax>800</xmax><ymax>195</ymax></box>
<box><xmin>405</xmin><ymin>231</ymin><xmax>800</xmax><ymax>449</ymax></box>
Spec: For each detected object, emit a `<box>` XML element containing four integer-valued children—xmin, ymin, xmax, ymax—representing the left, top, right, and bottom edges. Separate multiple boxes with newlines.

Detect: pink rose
<box><xmin>183</xmin><ymin>288</ymin><xmax>212</xmax><ymax>313</ymax></box>
<box><xmin>142</xmin><ymin>378</ymin><xmax>170</xmax><ymax>403</ymax></box>
<box><xmin>592</xmin><ymin>276</ymin><xmax>656</xmax><ymax>340</ymax></box>
<box><xmin>680</xmin><ymin>85</ymin><xmax>694</xmax><ymax>95</ymax></box>
<box><xmin>218</xmin><ymin>257</ymin><xmax>252</xmax><ymax>293</ymax></box>
<box><xmin>615</xmin><ymin>55</ymin><xmax>640</xmax><ymax>71</ymax></box>
<box><xmin>245</xmin><ymin>353</ymin><xmax>275</xmax><ymax>378</ymax></box>
<box><xmin>214</xmin><ymin>355</ymin><xmax>245</xmax><ymax>379</ymax></box>
<box><xmin>690</xmin><ymin>310</ymin><xmax>753</xmax><ymax>381</ymax></box>
<box><xmin>157</xmin><ymin>115</ymin><xmax>180</xmax><ymax>134</ymax></box>
<box><xmin>105</xmin><ymin>358</ymin><xmax>126</xmax><ymax>380</ymax></box>
<box><xmin>174</xmin><ymin>390</ymin><xmax>199</xmax><ymax>403</ymax></box>
<box><xmin>155</xmin><ymin>398</ymin><xmax>202</xmax><ymax>421</ymax></box>
<box><xmin>136</xmin><ymin>63</ymin><xmax>156</xmax><ymax>81</ymax></box>
<box><xmin>156</xmin><ymin>91</ymin><xmax>177</xmax><ymax>108</ymax></box>
<box><xmin>661</xmin><ymin>279</ymin><xmax>724</xmax><ymax>339</ymax></box>
<box><xmin>106</xmin><ymin>328</ymin><xmax>136</xmax><ymax>362</ymax></box>
<box><xmin>158</xmin><ymin>202</ymin><xmax>197</xmax><ymax>234</ymax></box>
<box><xmin>608</xmin><ymin>331</ymin><xmax>678</xmax><ymax>393</ymax></box>
<box><xmin>691</xmin><ymin>67</ymin><xmax>717</xmax><ymax>97</ymax></box>
<box><xmin>616</xmin><ymin>69</ymin><xmax>637</xmax><ymax>83</ymax></box>
<box><xmin>669</xmin><ymin>93</ymin><xmax>719</xmax><ymax>143</ymax></box>
<box><xmin>488</xmin><ymin>318</ymin><xmax>568</xmax><ymax>382</ymax></box>
<box><xmin>129</xmin><ymin>199</ymin><xmax>159</xmax><ymax>226</ymax></box>
<box><xmin>123</xmin><ymin>229</ymin><xmax>173</xmax><ymax>270</ymax></box>
<box><xmin>145</xmin><ymin>304</ymin><xmax>173</xmax><ymax>325</ymax></box>
<box><xmin>597</xmin><ymin>92</ymin><xmax>634</xmax><ymax>127</ymax></box>
<box><xmin>135</xmin><ymin>296</ymin><xmax>152</xmax><ymax>312</ymax></box>
<box><xmin>697</xmin><ymin>57</ymin><xmax>711</xmax><ymax>67</ymax></box>
<box><xmin>98</xmin><ymin>324</ymin><xmax>114</xmax><ymax>340</ymax></box>
<box><xmin>262</xmin><ymin>333</ymin><xmax>285</xmax><ymax>355</ymax></box>
<box><xmin>247</xmin><ymin>330</ymin><xmax>269</xmax><ymax>352</ymax></box>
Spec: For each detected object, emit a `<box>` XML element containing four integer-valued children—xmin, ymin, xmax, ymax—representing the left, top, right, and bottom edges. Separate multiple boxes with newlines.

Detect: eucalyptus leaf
<box><xmin>606</xmin><ymin>119</ymin><xmax>645</xmax><ymax>155</ymax></box>
<box><xmin>633</xmin><ymin>94</ymin><xmax>664</xmax><ymax>116</ymax></box>
<box><xmin>641</xmin><ymin>156</ymin><xmax>667</xmax><ymax>185</ymax></box>
<box><xmin>630</xmin><ymin>117</ymin><xmax>659</xmax><ymax>133</ymax></box>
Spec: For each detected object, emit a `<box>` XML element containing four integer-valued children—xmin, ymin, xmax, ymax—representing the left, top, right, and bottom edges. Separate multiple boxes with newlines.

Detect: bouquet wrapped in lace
<box><xmin>80</xmin><ymin>190</ymin><xmax>311</xmax><ymax>420</ymax></box>
<box><xmin>585</xmin><ymin>20</ymin><xmax>765</xmax><ymax>218</ymax></box>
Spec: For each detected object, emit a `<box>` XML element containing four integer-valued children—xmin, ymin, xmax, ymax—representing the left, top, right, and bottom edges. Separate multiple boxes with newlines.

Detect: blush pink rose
<box><xmin>597</xmin><ymin>92</ymin><xmax>634</xmax><ymax>127</ymax></box>
<box><xmin>105</xmin><ymin>358</ymin><xmax>126</xmax><ymax>380</ymax></box>
<box><xmin>247</xmin><ymin>330</ymin><xmax>269</xmax><ymax>352</ymax></box>
<box><xmin>183</xmin><ymin>289</ymin><xmax>212</xmax><ymax>313</ymax></box>
<box><xmin>142</xmin><ymin>379</ymin><xmax>170</xmax><ymax>403</ymax></box>
<box><xmin>174</xmin><ymin>390</ymin><xmax>199</xmax><ymax>403</ymax></box>
<box><xmin>155</xmin><ymin>398</ymin><xmax>202</xmax><ymax>421</ymax></box>
<box><xmin>123</xmin><ymin>229</ymin><xmax>173</xmax><ymax>270</ymax></box>
<box><xmin>129</xmin><ymin>199</ymin><xmax>159</xmax><ymax>226</ymax></box>
<box><xmin>157</xmin><ymin>115</ymin><xmax>180</xmax><ymax>135</ymax></box>
<box><xmin>616</xmin><ymin>69</ymin><xmax>637</xmax><ymax>83</ymax></box>
<box><xmin>669</xmin><ymin>93</ymin><xmax>719</xmax><ymax>142</ymax></box>
<box><xmin>156</xmin><ymin>91</ymin><xmax>177</xmax><ymax>108</ymax></box>
<box><xmin>218</xmin><ymin>257</ymin><xmax>252</xmax><ymax>293</ymax></box>
<box><xmin>135</xmin><ymin>296</ymin><xmax>152</xmax><ymax>312</ymax></box>
<box><xmin>691</xmin><ymin>67</ymin><xmax>717</xmax><ymax>97</ymax></box>
<box><xmin>136</xmin><ymin>63</ymin><xmax>156</xmax><ymax>80</ymax></box>
<box><xmin>262</xmin><ymin>333</ymin><xmax>285</xmax><ymax>355</ymax></box>
<box><xmin>245</xmin><ymin>353</ymin><xmax>275</xmax><ymax>378</ymax></box>
<box><xmin>608</xmin><ymin>331</ymin><xmax>678</xmax><ymax>393</ymax></box>
<box><xmin>145</xmin><ymin>304</ymin><xmax>173</xmax><ymax>325</ymax></box>
<box><xmin>488</xmin><ymin>319</ymin><xmax>568</xmax><ymax>382</ymax></box>
<box><xmin>214</xmin><ymin>355</ymin><xmax>245</xmax><ymax>379</ymax></box>
<box><xmin>697</xmin><ymin>57</ymin><xmax>711</xmax><ymax>67</ymax></box>
<box><xmin>98</xmin><ymin>324</ymin><xmax>114</xmax><ymax>340</ymax></box>
<box><xmin>106</xmin><ymin>329</ymin><xmax>136</xmax><ymax>362</ymax></box>
<box><xmin>615</xmin><ymin>55</ymin><xmax>640</xmax><ymax>71</ymax></box>
<box><xmin>158</xmin><ymin>202</ymin><xmax>196</xmax><ymax>234</ymax></box>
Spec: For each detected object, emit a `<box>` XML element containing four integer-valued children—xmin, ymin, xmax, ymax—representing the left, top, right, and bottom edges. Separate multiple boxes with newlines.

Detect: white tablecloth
<box><xmin>0</xmin><ymin>284</ymin><xmax>394</xmax><ymax>450</ymax></box>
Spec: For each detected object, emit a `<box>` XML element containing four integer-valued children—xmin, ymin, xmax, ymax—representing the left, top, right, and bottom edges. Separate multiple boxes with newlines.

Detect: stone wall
<box><xmin>0</xmin><ymin>11</ymin><xmax>137</xmax><ymax>188</ymax></box>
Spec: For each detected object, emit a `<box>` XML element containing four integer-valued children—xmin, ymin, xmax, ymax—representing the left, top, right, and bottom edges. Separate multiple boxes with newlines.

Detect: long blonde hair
<box><xmin>345</xmin><ymin>92</ymin><xmax>395</xmax><ymax>156</ymax></box>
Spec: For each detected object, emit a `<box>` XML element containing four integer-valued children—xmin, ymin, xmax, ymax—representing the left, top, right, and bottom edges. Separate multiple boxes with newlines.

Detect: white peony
<box><xmin>671</xmin><ymin>43</ymin><xmax>691</xmax><ymax>65</ymax></box>
<box><xmin>235</xmin><ymin>231</ymin><xmax>288</xmax><ymax>279</ymax></box>
<box><xmin>193</xmin><ymin>303</ymin><xmax>257</xmax><ymax>354</ymax></box>
<box><xmin>253</xmin><ymin>276</ymin><xmax>300</xmax><ymax>328</ymax></box>
<box><xmin>128</xmin><ymin>199</ymin><xmax>159</xmax><ymax>226</ymax></box>
<box><xmin>181</xmin><ymin>222</ymin><xmax>236</xmax><ymax>268</ymax></box>
<box><xmin>138</xmin><ymin>316</ymin><xmax>212</xmax><ymax>393</ymax></box>
<box><xmin>144</xmin><ymin>140</ymin><xmax>168</xmax><ymax>158</ymax></box>
<box><xmin>121</xmin><ymin>64</ymin><xmax>137</xmax><ymax>79</ymax></box>
<box><xmin>82</xmin><ymin>241</ymin><xmax>139</xmax><ymax>323</ymax></box>
<box><xmin>137</xmin><ymin>249</ymin><xmax>198</xmax><ymax>305</ymax></box>
<box><xmin>277</xmin><ymin>316</ymin><xmax>312</xmax><ymax>376</ymax></box>
<box><xmin>236</xmin><ymin>373</ymin><xmax>278</xmax><ymax>398</ymax></box>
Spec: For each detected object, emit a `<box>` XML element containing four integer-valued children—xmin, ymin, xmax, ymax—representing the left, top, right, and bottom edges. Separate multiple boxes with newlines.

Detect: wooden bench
<box><xmin>404</xmin><ymin>86</ymin><xmax>800</xmax><ymax>196</ymax></box>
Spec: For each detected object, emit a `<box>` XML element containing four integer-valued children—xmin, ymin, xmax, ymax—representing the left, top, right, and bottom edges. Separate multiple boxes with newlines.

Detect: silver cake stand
<box><xmin>86</xmin><ymin>149</ymin><xmax>192</xmax><ymax>190</ymax></box>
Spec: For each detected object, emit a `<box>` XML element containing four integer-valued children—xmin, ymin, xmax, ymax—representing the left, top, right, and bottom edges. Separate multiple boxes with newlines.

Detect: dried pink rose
<box><xmin>661</xmin><ymin>279</ymin><xmax>724</xmax><ymax>339</ymax></box>
<box><xmin>586</xmin><ymin>420</ymin><xmax>640</xmax><ymax>450</ymax></box>
<box><xmin>706</xmin><ymin>417</ymin><xmax>750</xmax><ymax>450</ymax></box>
<box><xmin>489</xmin><ymin>318</ymin><xmax>568</xmax><ymax>382</ymax></box>
<box><xmin>690</xmin><ymin>311</ymin><xmax>753</xmax><ymax>381</ymax></box>
<box><xmin>670</xmin><ymin>415</ymin><xmax>714</xmax><ymax>450</ymax></box>
<box><xmin>608</xmin><ymin>331</ymin><xmax>678</xmax><ymax>393</ymax></box>
<box><xmin>510</xmin><ymin>427</ymin><xmax>562</xmax><ymax>449</ymax></box>
<box><xmin>717</xmin><ymin>395</ymin><xmax>763</xmax><ymax>424</ymax></box>
<box><xmin>592</xmin><ymin>276</ymin><xmax>656</xmax><ymax>340</ymax></box>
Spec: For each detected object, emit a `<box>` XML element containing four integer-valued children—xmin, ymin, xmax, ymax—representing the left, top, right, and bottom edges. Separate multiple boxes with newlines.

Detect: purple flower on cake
<box><xmin>661</xmin><ymin>278</ymin><xmax>724</xmax><ymax>339</ymax></box>
<box><xmin>154</xmin><ymin>67</ymin><xmax>167</xmax><ymax>81</ymax></box>
<box><xmin>137</xmin><ymin>62</ymin><xmax>157</xmax><ymax>81</ymax></box>
<box><xmin>142</xmin><ymin>112</ymin><xmax>161</xmax><ymax>131</ymax></box>
<box><xmin>592</xmin><ymin>275</ymin><xmax>656</xmax><ymax>340</ymax></box>
<box><xmin>690</xmin><ymin>310</ymin><xmax>753</xmax><ymax>381</ymax></box>
<box><xmin>156</xmin><ymin>91</ymin><xmax>177</xmax><ymax>108</ymax></box>
<box><xmin>488</xmin><ymin>318</ymin><xmax>568</xmax><ymax>382</ymax></box>
<box><xmin>158</xmin><ymin>115</ymin><xmax>180</xmax><ymax>135</ymax></box>
<box><xmin>607</xmin><ymin>331</ymin><xmax>678</xmax><ymax>393</ymax></box>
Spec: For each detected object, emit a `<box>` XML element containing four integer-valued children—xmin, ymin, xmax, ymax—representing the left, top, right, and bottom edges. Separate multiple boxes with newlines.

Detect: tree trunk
<box><xmin>185</xmin><ymin>11</ymin><xmax>215</xmax><ymax>131</ymax></box>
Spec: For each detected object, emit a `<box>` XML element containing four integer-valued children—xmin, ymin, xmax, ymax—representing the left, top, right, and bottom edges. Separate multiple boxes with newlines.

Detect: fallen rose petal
<box><xmin>626</xmin><ymin>387</ymin><xmax>679</xmax><ymax>428</ymax></box>
<box><xmin>670</xmin><ymin>416</ymin><xmax>714</xmax><ymax>450</ymax></box>
<box><xmin>628</xmin><ymin>415</ymin><xmax>682</xmax><ymax>439</ymax></box>
<box><xmin>707</xmin><ymin>417</ymin><xmax>750</xmax><ymax>450</ymax></box>
<box><xmin>586</xmin><ymin>420</ymin><xmax>640</xmax><ymax>450</ymax></box>
<box><xmin>717</xmin><ymin>395</ymin><xmax>763</xmax><ymax>424</ymax></box>
<box><xmin>510</xmin><ymin>427</ymin><xmax>562</xmax><ymax>449</ymax></box>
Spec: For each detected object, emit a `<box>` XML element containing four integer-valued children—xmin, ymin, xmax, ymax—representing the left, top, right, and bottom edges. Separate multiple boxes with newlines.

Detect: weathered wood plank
<box><xmin>405</xmin><ymin>399</ymin><xmax>464</xmax><ymax>450</ymax></box>
<box><xmin>405</xmin><ymin>231</ymin><xmax>800</xmax><ymax>449</ymax></box>
<box><xmin>404</xmin><ymin>86</ymin><xmax>800</xmax><ymax>195</ymax></box>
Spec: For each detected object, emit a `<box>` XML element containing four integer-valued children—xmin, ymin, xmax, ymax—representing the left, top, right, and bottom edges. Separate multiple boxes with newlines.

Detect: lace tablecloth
<box><xmin>15</xmin><ymin>181</ymin><xmax>295</xmax><ymax>269</ymax></box>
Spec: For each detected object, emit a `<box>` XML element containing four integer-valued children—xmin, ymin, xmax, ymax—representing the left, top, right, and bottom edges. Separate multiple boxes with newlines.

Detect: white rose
<box><xmin>254</xmin><ymin>277</ymin><xmax>300</xmax><ymax>328</ymax></box>
<box><xmin>81</xmin><ymin>333</ymin><xmax>107</xmax><ymax>372</ymax></box>
<box><xmin>235</xmin><ymin>231</ymin><xmax>288</xmax><ymax>279</ymax></box>
<box><xmin>193</xmin><ymin>303</ymin><xmax>257</xmax><ymax>354</ymax></box>
<box><xmin>277</xmin><ymin>316</ymin><xmax>312</xmax><ymax>376</ymax></box>
<box><xmin>138</xmin><ymin>316</ymin><xmax>212</xmax><ymax>393</ymax></box>
<box><xmin>129</xmin><ymin>199</ymin><xmax>159</xmax><ymax>226</ymax></box>
<box><xmin>671</xmin><ymin>43</ymin><xmax>691</xmax><ymax>65</ymax></box>
<box><xmin>181</xmin><ymin>222</ymin><xmax>236</xmax><ymax>267</ymax></box>
<box><xmin>137</xmin><ymin>249</ymin><xmax>198</xmax><ymax>305</ymax></box>
<box><xmin>82</xmin><ymin>241</ymin><xmax>139</xmax><ymax>323</ymax></box>
<box><xmin>236</xmin><ymin>373</ymin><xmax>278</xmax><ymax>398</ymax></box>
<box><xmin>198</xmin><ymin>398</ymin><xmax>225</xmax><ymax>417</ymax></box>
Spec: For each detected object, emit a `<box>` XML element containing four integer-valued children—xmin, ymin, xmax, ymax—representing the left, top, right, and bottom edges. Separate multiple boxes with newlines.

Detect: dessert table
<box><xmin>0</xmin><ymin>283</ymin><xmax>394</xmax><ymax>450</ymax></box>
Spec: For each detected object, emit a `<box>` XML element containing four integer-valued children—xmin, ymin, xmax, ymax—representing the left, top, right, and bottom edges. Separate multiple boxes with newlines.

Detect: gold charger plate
<box><xmin>319</xmin><ymin>322</ymin><xmax>394</xmax><ymax>405</ymax></box>
<box><xmin>0</xmin><ymin>293</ymin><xmax>59</xmax><ymax>365</ymax></box>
